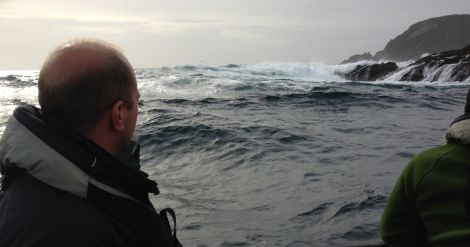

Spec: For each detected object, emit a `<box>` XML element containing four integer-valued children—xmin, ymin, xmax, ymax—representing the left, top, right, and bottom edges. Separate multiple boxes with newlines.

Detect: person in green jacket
<box><xmin>381</xmin><ymin>88</ymin><xmax>470</xmax><ymax>246</ymax></box>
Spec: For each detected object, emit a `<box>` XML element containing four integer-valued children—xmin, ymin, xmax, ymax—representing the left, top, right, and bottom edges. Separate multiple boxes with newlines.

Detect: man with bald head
<box><xmin>0</xmin><ymin>40</ymin><xmax>182</xmax><ymax>247</ymax></box>
<box><xmin>39</xmin><ymin>40</ymin><xmax>139</xmax><ymax>155</ymax></box>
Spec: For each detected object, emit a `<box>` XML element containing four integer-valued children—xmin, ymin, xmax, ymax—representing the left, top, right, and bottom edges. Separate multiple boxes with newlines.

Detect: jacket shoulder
<box><xmin>410</xmin><ymin>144</ymin><xmax>462</xmax><ymax>167</ymax></box>
<box><xmin>0</xmin><ymin>169</ymin><xmax>136</xmax><ymax>247</ymax></box>
<box><xmin>402</xmin><ymin>144</ymin><xmax>461</xmax><ymax>191</ymax></box>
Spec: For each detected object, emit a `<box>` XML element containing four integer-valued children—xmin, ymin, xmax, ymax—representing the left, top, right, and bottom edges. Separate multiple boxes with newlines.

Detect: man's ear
<box><xmin>111</xmin><ymin>100</ymin><xmax>126</xmax><ymax>132</ymax></box>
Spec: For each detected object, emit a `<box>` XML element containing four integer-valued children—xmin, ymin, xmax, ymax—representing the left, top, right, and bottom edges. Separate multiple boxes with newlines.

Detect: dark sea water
<box><xmin>1</xmin><ymin>63</ymin><xmax>469</xmax><ymax>246</ymax></box>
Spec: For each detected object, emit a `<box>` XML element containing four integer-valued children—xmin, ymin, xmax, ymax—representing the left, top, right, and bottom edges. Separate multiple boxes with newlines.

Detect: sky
<box><xmin>0</xmin><ymin>0</ymin><xmax>469</xmax><ymax>69</ymax></box>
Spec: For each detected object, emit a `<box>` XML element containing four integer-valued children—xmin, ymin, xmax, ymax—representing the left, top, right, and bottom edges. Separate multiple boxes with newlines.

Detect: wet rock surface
<box><xmin>340</xmin><ymin>45</ymin><xmax>470</xmax><ymax>82</ymax></box>
<box><xmin>344</xmin><ymin>62</ymin><xmax>398</xmax><ymax>81</ymax></box>
<box><xmin>398</xmin><ymin>45</ymin><xmax>470</xmax><ymax>81</ymax></box>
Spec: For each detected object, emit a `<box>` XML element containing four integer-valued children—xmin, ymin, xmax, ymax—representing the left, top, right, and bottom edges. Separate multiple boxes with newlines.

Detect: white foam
<box><xmin>238</xmin><ymin>62</ymin><xmax>360</xmax><ymax>82</ymax></box>
<box><xmin>0</xmin><ymin>70</ymin><xmax>38</xmax><ymax>77</ymax></box>
<box><xmin>435</xmin><ymin>64</ymin><xmax>458</xmax><ymax>82</ymax></box>
<box><xmin>0</xmin><ymin>85</ymin><xmax>37</xmax><ymax>101</ymax></box>
<box><xmin>382</xmin><ymin>64</ymin><xmax>416</xmax><ymax>81</ymax></box>
<box><xmin>138</xmin><ymin>76</ymin><xmax>219</xmax><ymax>99</ymax></box>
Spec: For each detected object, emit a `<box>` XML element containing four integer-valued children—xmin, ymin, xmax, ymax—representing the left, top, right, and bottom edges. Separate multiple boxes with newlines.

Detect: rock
<box><xmin>450</xmin><ymin>59</ymin><xmax>470</xmax><ymax>81</ymax></box>
<box><xmin>375</xmin><ymin>14</ymin><xmax>470</xmax><ymax>62</ymax></box>
<box><xmin>398</xmin><ymin>45</ymin><xmax>470</xmax><ymax>81</ymax></box>
<box><xmin>224</xmin><ymin>64</ymin><xmax>240</xmax><ymax>68</ymax></box>
<box><xmin>340</xmin><ymin>45</ymin><xmax>470</xmax><ymax>82</ymax></box>
<box><xmin>341</xmin><ymin>52</ymin><xmax>374</xmax><ymax>64</ymax></box>
<box><xmin>398</xmin><ymin>65</ymin><xmax>425</xmax><ymax>81</ymax></box>
<box><xmin>344</xmin><ymin>62</ymin><xmax>398</xmax><ymax>81</ymax></box>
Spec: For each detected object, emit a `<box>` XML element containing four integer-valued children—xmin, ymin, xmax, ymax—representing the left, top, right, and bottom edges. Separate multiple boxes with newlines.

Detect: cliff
<box><xmin>342</xmin><ymin>14</ymin><xmax>470</xmax><ymax>63</ymax></box>
<box><xmin>375</xmin><ymin>14</ymin><xmax>470</xmax><ymax>62</ymax></box>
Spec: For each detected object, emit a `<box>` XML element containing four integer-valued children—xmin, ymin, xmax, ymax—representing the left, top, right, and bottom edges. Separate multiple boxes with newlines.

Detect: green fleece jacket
<box><xmin>381</xmin><ymin>119</ymin><xmax>470</xmax><ymax>246</ymax></box>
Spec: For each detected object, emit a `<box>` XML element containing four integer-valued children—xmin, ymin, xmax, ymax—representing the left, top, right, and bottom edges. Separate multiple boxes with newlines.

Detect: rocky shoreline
<box><xmin>339</xmin><ymin>45</ymin><xmax>470</xmax><ymax>82</ymax></box>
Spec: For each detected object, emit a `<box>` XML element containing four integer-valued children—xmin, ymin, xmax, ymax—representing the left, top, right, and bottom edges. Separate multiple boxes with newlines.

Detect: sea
<box><xmin>1</xmin><ymin>62</ymin><xmax>469</xmax><ymax>247</ymax></box>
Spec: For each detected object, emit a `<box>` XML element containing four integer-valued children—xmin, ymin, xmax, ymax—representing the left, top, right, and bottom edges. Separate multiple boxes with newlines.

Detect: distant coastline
<box><xmin>337</xmin><ymin>14</ymin><xmax>470</xmax><ymax>82</ymax></box>
<box><xmin>342</xmin><ymin>14</ymin><xmax>470</xmax><ymax>64</ymax></box>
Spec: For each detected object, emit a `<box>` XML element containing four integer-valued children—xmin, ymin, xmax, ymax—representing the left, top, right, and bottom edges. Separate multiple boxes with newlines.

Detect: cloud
<box><xmin>1</xmin><ymin>0</ymin><xmax>470</xmax><ymax>69</ymax></box>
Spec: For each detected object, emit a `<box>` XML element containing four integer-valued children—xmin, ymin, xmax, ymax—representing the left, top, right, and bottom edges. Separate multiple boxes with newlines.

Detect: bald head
<box><xmin>38</xmin><ymin>39</ymin><xmax>137</xmax><ymax>133</ymax></box>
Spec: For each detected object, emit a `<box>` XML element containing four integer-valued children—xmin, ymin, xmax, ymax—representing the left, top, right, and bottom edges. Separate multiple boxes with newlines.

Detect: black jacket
<box><xmin>0</xmin><ymin>105</ymin><xmax>182</xmax><ymax>247</ymax></box>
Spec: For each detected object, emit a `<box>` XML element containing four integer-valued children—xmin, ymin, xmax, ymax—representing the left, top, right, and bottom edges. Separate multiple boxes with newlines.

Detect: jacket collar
<box><xmin>0</xmin><ymin>105</ymin><xmax>158</xmax><ymax>203</ymax></box>
<box><xmin>446</xmin><ymin>118</ymin><xmax>470</xmax><ymax>145</ymax></box>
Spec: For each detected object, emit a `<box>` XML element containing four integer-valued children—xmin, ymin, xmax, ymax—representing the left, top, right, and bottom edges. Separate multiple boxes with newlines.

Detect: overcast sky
<box><xmin>0</xmin><ymin>0</ymin><xmax>469</xmax><ymax>69</ymax></box>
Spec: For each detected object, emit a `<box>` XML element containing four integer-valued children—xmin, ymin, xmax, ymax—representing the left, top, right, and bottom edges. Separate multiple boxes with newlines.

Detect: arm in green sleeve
<box><xmin>380</xmin><ymin>162</ymin><xmax>430</xmax><ymax>247</ymax></box>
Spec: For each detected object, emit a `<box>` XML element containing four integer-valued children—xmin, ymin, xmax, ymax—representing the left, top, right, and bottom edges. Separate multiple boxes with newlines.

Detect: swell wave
<box><xmin>332</xmin><ymin>195</ymin><xmax>387</xmax><ymax>218</ymax></box>
<box><xmin>0</xmin><ymin>73</ymin><xmax>37</xmax><ymax>88</ymax></box>
<box><xmin>292</xmin><ymin>194</ymin><xmax>387</xmax><ymax>222</ymax></box>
